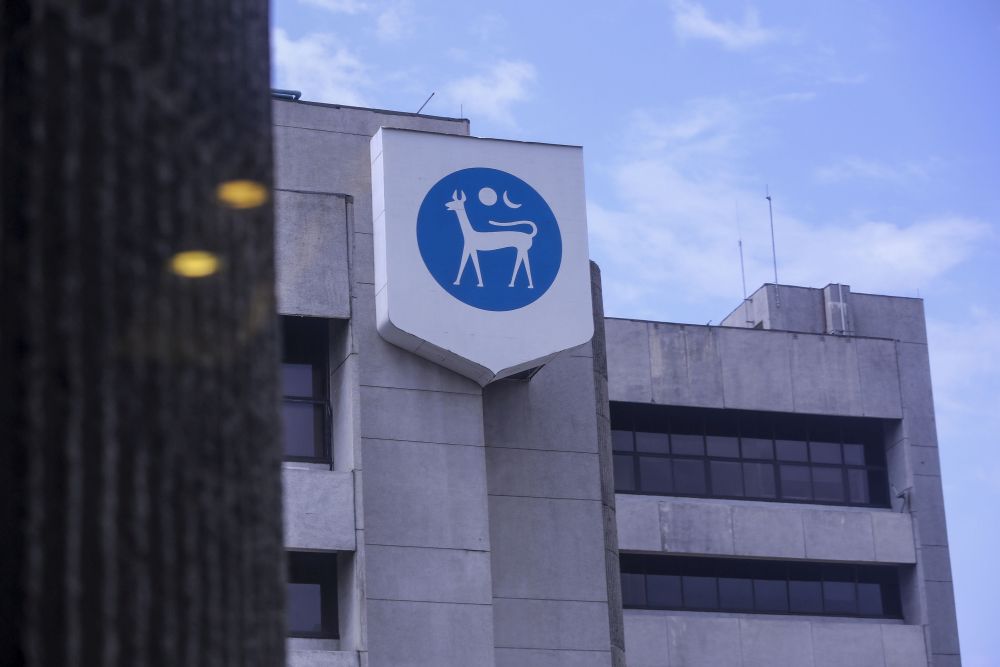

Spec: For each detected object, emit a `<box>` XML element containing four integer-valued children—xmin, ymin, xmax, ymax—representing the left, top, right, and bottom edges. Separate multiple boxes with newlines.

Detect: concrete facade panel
<box><xmin>851</xmin><ymin>293</ymin><xmax>927</xmax><ymax>344</ymax></box>
<box><xmin>648</xmin><ymin>324</ymin><xmax>725</xmax><ymax>409</ymax></box>
<box><xmin>666</xmin><ymin>615</ymin><xmax>742</xmax><ymax>667</ymax></box>
<box><xmin>275</xmin><ymin>190</ymin><xmax>351</xmax><ymax>319</ymax></box>
<box><xmin>486</xmin><ymin>448</ymin><xmax>602</xmax><ymax>500</ymax></box>
<box><xmin>911</xmin><ymin>474</ymin><xmax>951</xmax><ymax>547</ymax></box>
<box><xmin>678</xmin><ymin>326</ymin><xmax>726</xmax><ymax>408</ymax></box>
<box><xmin>732</xmin><ymin>504</ymin><xmax>806</xmax><ymax>558</ymax></box>
<box><xmin>647</xmin><ymin>324</ymin><xmax>689</xmax><ymax>407</ymax></box>
<box><xmin>855</xmin><ymin>337</ymin><xmax>903</xmax><ymax>418</ymax></box>
<box><xmin>871</xmin><ymin>511</ymin><xmax>917</xmax><ymax>563</ymax></box>
<box><xmin>362</xmin><ymin>438</ymin><xmax>490</xmax><ymax>550</ymax></box>
<box><xmin>810</xmin><ymin>622</ymin><xmax>885</xmax><ymax>667</ymax></box>
<box><xmin>364</xmin><ymin>544</ymin><xmax>492</xmax><ymax>604</ymax></box>
<box><xmin>365</xmin><ymin>599</ymin><xmax>495</xmax><ymax>667</ymax></box>
<box><xmin>359</xmin><ymin>385</ymin><xmax>484</xmax><ymax>446</ymax></box>
<box><xmin>623</xmin><ymin>612</ymin><xmax>669</xmax><ymax>667</ymax></box>
<box><xmin>897</xmin><ymin>342</ymin><xmax>940</xmax><ymax>447</ymax></box>
<box><xmin>489</xmin><ymin>496</ymin><xmax>607</xmax><ymax>601</ymax></box>
<box><xmin>717</xmin><ymin>328</ymin><xmax>796</xmax><ymax>413</ymax></box>
<box><xmin>924</xmin><ymin>580</ymin><xmax>961</xmax><ymax>655</ymax></box>
<box><xmin>283</xmin><ymin>468</ymin><xmax>356</xmax><ymax>551</ymax></box>
<box><xmin>880</xmin><ymin>624</ymin><xmax>929</xmax><ymax>667</ymax></box>
<box><xmin>492</xmin><ymin>598</ymin><xmax>611</xmax><ymax>650</ymax></box>
<box><xmin>287</xmin><ymin>650</ymin><xmax>359</xmax><ymax>667</ymax></box>
<box><xmin>605</xmin><ymin>319</ymin><xmax>652</xmax><ymax>403</ymax></box>
<box><xmin>494</xmin><ymin>648</ymin><xmax>611</xmax><ymax>667</ymax></box>
<box><xmin>614</xmin><ymin>494</ymin><xmax>663</xmax><ymax>553</ymax></box>
<box><xmin>789</xmin><ymin>334</ymin><xmax>863</xmax><ymax>415</ymax></box>
<box><xmin>739</xmin><ymin>617</ymin><xmax>816</xmax><ymax>667</ymax></box>
<box><xmin>803</xmin><ymin>508</ymin><xmax>876</xmax><ymax>561</ymax></box>
<box><xmin>659</xmin><ymin>501</ymin><xmax>734</xmax><ymax>555</ymax></box>
<box><xmin>483</xmin><ymin>354</ymin><xmax>600</xmax><ymax>453</ymax></box>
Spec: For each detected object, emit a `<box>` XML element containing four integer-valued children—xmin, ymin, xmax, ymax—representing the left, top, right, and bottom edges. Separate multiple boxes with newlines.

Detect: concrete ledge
<box><xmin>624</xmin><ymin>611</ymin><xmax>926</xmax><ymax>667</ymax></box>
<box><xmin>605</xmin><ymin>320</ymin><xmax>903</xmax><ymax>419</ymax></box>
<box><xmin>287</xmin><ymin>650</ymin><xmax>358</xmax><ymax>667</ymax></box>
<box><xmin>616</xmin><ymin>495</ymin><xmax>916</xmax><ymax>564</ymax></box>
<box><xmin>283</xmin><ymin>468</ymin><xmax>356</xmax><ymax>551</ymax></box>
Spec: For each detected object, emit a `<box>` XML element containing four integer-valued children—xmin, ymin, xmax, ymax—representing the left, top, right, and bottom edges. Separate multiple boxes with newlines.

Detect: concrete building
<box><xmin>273</xmin><ymin>97</ymin><xmax>961</xmax><ymax>666</ymax></box>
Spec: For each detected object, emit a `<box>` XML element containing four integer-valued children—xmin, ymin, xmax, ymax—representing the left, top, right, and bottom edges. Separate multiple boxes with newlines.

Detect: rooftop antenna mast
<box><xmin>736</xmin><ymin>201</ymin><xmax>753</xmax><ymax>326</ymax></box>
<box><xmin>416</xmin><ymin>92</ymin><xmax>435</xmax><ymax>114</ymax></box>
<box><xmin>766</xmin><ymin>185</ymin><xmax>780</xmax><ymax>307</ymax></box>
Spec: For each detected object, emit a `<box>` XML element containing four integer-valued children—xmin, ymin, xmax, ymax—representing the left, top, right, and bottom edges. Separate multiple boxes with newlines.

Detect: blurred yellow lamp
<box><xmin>216</xmin><ymin>179</ymin><xmax>268</xmax><ymax>209</ymax></box>
<box><xmin>169</xmin><ymin>250</ymin><xmax>220</xmax><ymax>278</ymax></box>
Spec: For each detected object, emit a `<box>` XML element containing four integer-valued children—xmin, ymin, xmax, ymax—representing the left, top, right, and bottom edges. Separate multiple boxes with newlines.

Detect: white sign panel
<box><xmin>371</xmin><ymin>128</ymin><xmax>594</xmax><ymax>385</ymax></box>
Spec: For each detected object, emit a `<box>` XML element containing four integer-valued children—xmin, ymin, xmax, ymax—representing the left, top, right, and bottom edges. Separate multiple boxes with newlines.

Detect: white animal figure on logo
<box><xmin>445</xmin><ymin>190</ymin><xmax>538</xmax><ymax>288</ymax></box>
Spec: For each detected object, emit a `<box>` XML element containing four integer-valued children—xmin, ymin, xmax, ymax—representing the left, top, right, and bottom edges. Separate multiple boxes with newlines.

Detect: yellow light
<box><xmin>169</xmin><ymin>250</ymin><xmax>220</xmax><ymax>278</ymax></box>
<box><xmin>216</xmin><ymin>179</ymin><xmax>269</xmax><ymax>209</ymax></box>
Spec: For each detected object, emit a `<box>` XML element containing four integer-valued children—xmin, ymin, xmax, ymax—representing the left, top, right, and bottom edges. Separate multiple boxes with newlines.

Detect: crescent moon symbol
<box><xmin>502</xmin><ymin>191</ymin><xmax>522</xmax><ymax>208</ymax></box>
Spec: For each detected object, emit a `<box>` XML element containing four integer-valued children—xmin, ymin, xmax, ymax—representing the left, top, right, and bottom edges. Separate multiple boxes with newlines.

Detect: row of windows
<box><xmin>620</xmin><ymin>554</ymin><xmax>902</xmax><ymax>619</ymax></box>
<box><xmin>611</xmin><ymin>403</ymin><xmax>889</xmax><ymax>507</ymax></box>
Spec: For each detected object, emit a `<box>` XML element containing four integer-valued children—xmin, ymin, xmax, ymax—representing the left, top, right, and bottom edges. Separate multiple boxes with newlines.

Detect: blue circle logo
<box><xmin>417</xmin><ymin>168</ymin><xmax>562</xmax><ymax>311</ymax></box>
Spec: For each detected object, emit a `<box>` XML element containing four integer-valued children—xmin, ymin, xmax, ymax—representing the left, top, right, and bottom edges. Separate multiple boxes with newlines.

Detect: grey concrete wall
<box><xmin>624</xmin><ymin>611</ymin><xmax>927</xmax><ymax>667</ymax></box>
<box><xmin>606</xmin><ymin>319</ymin><xmax>903</xmax><ymax>418</ymax></box>
<box><xmin>616</xmin><ymin>494</ymin><xmax>916</xmax><ymax>563</ymax></box>
<box><xmin>608</xmin><ymin>286</ymin><xmax>961</xmax><ymax>666</ymax></box>
<box><xmin>275</xmin><ymin>190</ymin><xmax>351</xmax><ymax>318</ymax></box>
<box><xmin>283</xmin><ymin>468</ymin><xmax>356</xmax><ymax>551</ymax></box>
<box><xmin>276</xmin><ymin>100</ymin><xmax>492</xmax><ymax>666</ymax></box>
<box><xmin>484</xmin><ymin>341</ymin><xmax>616</xmax><ymax>667</ymax></box>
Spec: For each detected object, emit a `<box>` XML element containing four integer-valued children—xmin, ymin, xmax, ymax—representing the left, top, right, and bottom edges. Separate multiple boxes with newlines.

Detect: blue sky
<box><xmin>271</xmin><ymin>1</ymin><xmax>1000</xmax><ymax>662</ymax></box>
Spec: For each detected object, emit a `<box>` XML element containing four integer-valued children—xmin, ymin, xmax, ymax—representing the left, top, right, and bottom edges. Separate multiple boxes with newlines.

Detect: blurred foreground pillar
<box><xmin>1</xmin><ymin>1</ymin><xmax>285</xmax><ymax>665</ymax></box>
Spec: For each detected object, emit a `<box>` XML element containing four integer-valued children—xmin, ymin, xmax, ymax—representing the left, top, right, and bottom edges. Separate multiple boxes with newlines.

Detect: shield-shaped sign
<box><xmin>371</xmin><ymin>128</ymin><xmax>594</xmax><ymax>385</ymax></box>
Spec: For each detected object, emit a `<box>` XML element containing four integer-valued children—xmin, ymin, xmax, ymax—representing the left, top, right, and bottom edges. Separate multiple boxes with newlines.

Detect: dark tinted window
<box><xmin>636</xmin><ymin>431</ymin><xmax>669</xmax><ymax>454</ymax></box>
<box><xmin>621</xmin><ymin>572</ymin><xmax>646</xmax><ymax>607</ymax></box>
<box><xmin>710</xmin><ymin>461</ymin><xmax>744</xmax><ymax>496</ymax></box>
<box><xmin>743</xmin><ymin>462</ymin><xmax>777</xmax><ymax>498</ymax></box>
<box><xmin>282</xmin><ymin>317</ymin><xmax>329</xmax><ymax>462</ymax></box>
<box><xmin>287</xmin><ymin>551</ymin><xmax>338</xmax><ymax>638</ymax></box>
<box><xmin>673</xmin><ymin>459</ymin><xmax>706</xmax><ymax>495</ymax></box>
<box><xmin>789</xmin><ymin>580</ymin><xmax>823</xmax><ymax>613</ymax></box>
<box><xmin>682</xmin><ymin>576</ymin><xmax>718</xmax><ymax>609</ymax></box>
<box><xmin>610</xmin><ymin>403</ymin><xmax>889</xmax><ymax>507</ymax></box>
<box><xmin>613</xmin><ymin>454</ymin><xmax>635</xmax><ymax>492</ymax></box>
<box><xmin>620</xmin><ymin>554</ymin><xmax>901</xmax><ymax>619</ymax></box>
<box><xmin>719</xmin><ymin>577</ymin><xmax>754</xmax><ymax>611</ymax></box>
<box><xmin>646</xmin><ymin>574</ymin><xmax>682</xmax><ymax>607</ymax></box>
<box><xmin>611</xmin><ymin>430</ymin><xmax>634</xmax><ymax>452</ymax></box>
<box><xmin>780</xmin><ymin>465</ymin><xmax>812</xmax><ymax>500</ymax></box>
<box><xmin>638</xmin><ymin>457</ymin><xmax>672</xmax><ymax>494</ymax></box>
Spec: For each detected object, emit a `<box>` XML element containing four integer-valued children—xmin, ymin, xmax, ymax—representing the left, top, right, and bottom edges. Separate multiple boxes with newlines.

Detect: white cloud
<box><xmin>442</xmin><ymin>60</ymin><xmax>536</xmax><ymax>126</ymax></box>
<box><xmin>588</xmin><ymin>102</ymin><xmax>991</xmax><ymax>319</ymax></box>
<box><xmin>668</xmin><ymin>0</ymin><xmax>777</xmax><ymax>50</ymax></box>
<box><xmin>271</xmin><ymin>28</ymin><xmax>368</xmax><ymax>106</ymax></box>
<box><xmin>816</xmin><ymin>156</ymin><xmax>937</xmax><ymax>185</ymax></box>
<box><xmin>929</xmin><ymin>310</ymin><xmax>1000</xmax><ymax>426</ymax></box>
<box><xmin>301</xmin><ymin>0</ymin><xmax>367</xmax><ymax>13</ymax></box>
<box><xmin>376</xmin><ymin>2</ymin><xmax>414</xmax><ymax>42</ymax></box>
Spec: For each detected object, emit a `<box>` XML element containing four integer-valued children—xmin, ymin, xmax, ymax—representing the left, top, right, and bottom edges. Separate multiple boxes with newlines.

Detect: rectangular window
<box><xmin>287</xmin><ymin>551</ymin><xmax>339</xmax><ymax>638</ymax></box>
<box><xmin>620</xmin><ymin>554</ymin><xmax>902</xmax><ymax>619</ymax></box>
<box><xmin>610</xmin><ymin>403</ymin><xmax>890</xmax><ymax>508</ymax></box>
<box><xmin>282</xmin><ymin>316</ymin><xmax>330</xmax><ymax>462</ymax></box>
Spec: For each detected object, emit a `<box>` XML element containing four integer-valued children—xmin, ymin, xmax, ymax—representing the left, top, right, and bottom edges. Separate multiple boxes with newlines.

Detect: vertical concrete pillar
<box><xmin>480</xmin><ymin>263</ymin><xmax>617</xmax><ymax>667</ymax></box>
